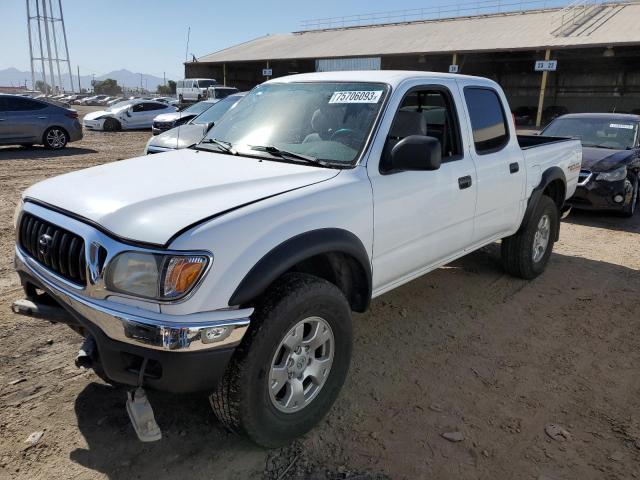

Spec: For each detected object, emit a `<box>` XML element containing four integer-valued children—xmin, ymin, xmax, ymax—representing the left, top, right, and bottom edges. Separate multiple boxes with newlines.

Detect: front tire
<box><xmin>501</xmin><ymin>195</ymin><xmax>559</xmax><ymax>280</ymax></box>
<box><xmin>102</xmin><ymin>117</ymin><xmax>121</xmax><ymax>132</ymax></box>
<box><xmin>210</xmin><ymin>273</ymin><xmax>352</xmax><ymax>448</ymax></box>
<box><xmin>42</xmin><ymin>127</ymin><xmax>68</xmax><ymax>149</ymax></box>
<box><xmin>621</xmin><ymin>175</ymin><xmax>638</xmax><ymax>218</ymax></box>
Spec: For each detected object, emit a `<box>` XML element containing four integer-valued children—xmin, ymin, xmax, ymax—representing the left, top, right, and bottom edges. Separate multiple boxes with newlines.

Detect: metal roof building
<box><xmin>186</xmin><ymin>0</ymin><xmax>640</xmax><ymax>124</ymax></box>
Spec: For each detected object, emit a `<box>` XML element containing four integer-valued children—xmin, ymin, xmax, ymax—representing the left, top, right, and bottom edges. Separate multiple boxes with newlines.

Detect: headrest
<box><xmin>390</xmin><ymin>111</ymin><xmax>427</xmax><ymax>138</ymax></box>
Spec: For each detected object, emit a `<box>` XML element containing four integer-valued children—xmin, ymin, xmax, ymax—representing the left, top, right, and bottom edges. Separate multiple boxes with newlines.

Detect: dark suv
<box><xmin>0</xmin><ymin>94</ymin><xmax>83</xmax><ymax>149</ymax></box>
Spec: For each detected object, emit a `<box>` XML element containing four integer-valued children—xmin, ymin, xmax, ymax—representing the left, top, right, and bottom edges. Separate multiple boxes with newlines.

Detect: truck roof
<box><xmin>266</xmin><ymin>70</ymin><xmax>496</xmax><ymax>88</ymax></box>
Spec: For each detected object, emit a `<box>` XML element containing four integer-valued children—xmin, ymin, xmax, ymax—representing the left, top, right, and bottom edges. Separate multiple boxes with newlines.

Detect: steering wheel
<box><xmin>331</xmin><ymin>128</ymin><xmax>359</xmax><ymax>148</ymax></box>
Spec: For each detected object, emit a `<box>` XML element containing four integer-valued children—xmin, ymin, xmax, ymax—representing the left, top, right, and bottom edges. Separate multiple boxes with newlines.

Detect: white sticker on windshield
<box><xmin>609</xmin><ymin>123</ymin><xmax>634</xmax><ymax>129</ymax></box>
<box><xmin>329</xmin><ymin>91</ymin><xmax>383</xmax><ymax>104</ymax></box>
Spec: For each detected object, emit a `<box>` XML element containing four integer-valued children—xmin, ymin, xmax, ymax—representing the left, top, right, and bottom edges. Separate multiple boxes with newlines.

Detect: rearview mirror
<box><xmin>390</xmin><ymin>135</ymin><xmax>442</xmax><ymax>171</ymax></box>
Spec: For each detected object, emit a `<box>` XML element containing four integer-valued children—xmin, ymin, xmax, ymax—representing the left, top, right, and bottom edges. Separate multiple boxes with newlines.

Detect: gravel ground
<box><xmin>0</xmin><ymin>106</ymin><xmax>639</xmax><ymax>479</ymax></box>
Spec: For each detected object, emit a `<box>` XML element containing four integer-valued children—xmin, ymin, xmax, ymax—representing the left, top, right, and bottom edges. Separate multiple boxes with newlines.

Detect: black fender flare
<box><xmin>520</xmin><ymin>166</ymin><xmax>566</xmax><ymax>241</ymax></box>
<box><xmin>229</xmin><ymin>228</ymin><xmax>372</xmax><ymax>311</ymax></box>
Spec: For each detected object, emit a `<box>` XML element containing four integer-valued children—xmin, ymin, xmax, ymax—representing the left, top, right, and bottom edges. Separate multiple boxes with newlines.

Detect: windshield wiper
<box><xmin>196</xmin><ymin>138</ymin><xmax>236</xmax><ymax>154</ymax></box>
<box><xmin>249</xmin><ymin>145</ymin><xmax>336</xmax><ymax>167</ymax></box>
<box><xmin>582</xmin><ymin>143</ymin><xmax>620</xmax><ymax>150</ymax></box>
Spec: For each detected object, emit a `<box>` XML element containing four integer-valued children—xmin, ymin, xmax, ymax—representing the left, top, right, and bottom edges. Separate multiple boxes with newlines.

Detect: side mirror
<box><xmin>390</xmin><ymin>135</ymin><xmax>442</xmax><ymax>171</ymax></box>
<box><xmin>206</xmin><ymin>121</ymin><xmax>215</xmax><ymax>131</ymax></box>
<box><xmin>125</xmin><ymin>109</ymin><xmax>132</xmax><ymax>117</ymax></box>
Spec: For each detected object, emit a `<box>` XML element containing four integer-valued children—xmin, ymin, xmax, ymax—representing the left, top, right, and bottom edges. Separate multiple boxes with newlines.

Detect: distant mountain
<box><xmin>0</xmin><ymin>67</ymin><xmax>169</xmax><ymax>92</ymax></box>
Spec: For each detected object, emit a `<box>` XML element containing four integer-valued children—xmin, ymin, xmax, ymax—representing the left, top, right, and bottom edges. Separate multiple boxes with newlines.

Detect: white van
<box><xmin>176</xmin><ymin>78</ymin><xmax>217</xmax><ymax>102</ymax></box>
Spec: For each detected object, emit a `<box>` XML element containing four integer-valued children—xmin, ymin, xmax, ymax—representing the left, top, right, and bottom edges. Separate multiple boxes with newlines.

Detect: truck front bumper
<box><xmin>14</xmin><ymin>248</ymin><xmax>251</xmax><ymax>393</ymax></box>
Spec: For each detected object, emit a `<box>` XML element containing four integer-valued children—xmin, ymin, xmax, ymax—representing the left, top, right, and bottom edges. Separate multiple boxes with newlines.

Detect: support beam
<box><xmin>26</xmin><ymin>0</ymin><xmax>36</xmax><ymax>90</ymax></box>
<box><xmin>266</xmin><ymin>60</ymin><xmax>270</xmax><ymax>80</ymax></box>
<box><xmin>535</xmin><ymin>48</ymin><xmax>551</xmax><ymax>128</ymax></box>
<box><xmin>223</xmin><ymin>63</ymin><xmax>226</xmax><ymax>86</ymax></box>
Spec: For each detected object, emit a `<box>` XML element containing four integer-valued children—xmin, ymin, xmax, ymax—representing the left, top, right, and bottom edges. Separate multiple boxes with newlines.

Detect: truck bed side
<box><xmin>520</xmin><ymin>136</ymin><xmax>582</xmax><ymax>202</ymax></box>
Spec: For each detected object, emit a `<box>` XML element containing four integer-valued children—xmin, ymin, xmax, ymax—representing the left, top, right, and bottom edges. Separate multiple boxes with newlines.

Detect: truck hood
<box><xmin>24</xmin><ymin>149</ymin><xmax>339</xmax><ymax>246</ymax></box>
<box><xmin>581</xmin><ymin>147</ymin><xmax>634</xmax><ymax>172</ymax></box>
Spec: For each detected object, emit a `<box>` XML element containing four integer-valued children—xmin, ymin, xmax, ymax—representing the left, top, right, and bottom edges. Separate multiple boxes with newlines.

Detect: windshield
<box><xmin>543</xmin><ymin>117</ymin><xmax>639</xmax><ymax>150</ymax></box>
<box><xmin>184</xmin><ymin>101</ymin><xmax>213</xmax><ymax>115</ymax></box>
<box><xmin>192</xmin><ymin>95</ymin><xmax>243</xmax><ymax>125</ymax></box>
<box><xmin>201</xmin><ymin>82</ymin><xmax>387</xmax><ymax>164</ymax></box>
<box><xmin>197</xmin><ymin>80</ymin><xmax>216</xmax><ymax>88</ymax></box>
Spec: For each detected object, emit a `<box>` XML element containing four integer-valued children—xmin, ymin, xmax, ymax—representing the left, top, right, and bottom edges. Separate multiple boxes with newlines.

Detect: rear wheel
<box><xmin>210</xmin><ymin>273</ymin><xmax>352</xmax><ymax>448</ymax></box>
<box><xmin>501</xmin><ymin>195</ymin><xmax>559</xmax><ymax>280</ymax></box>
<box><xmin>621</xmin><ymin>175</ymin><xmax>638</xmax><ymax>217</ymax></box>
<box><xmin>42</xmin><ymin>127</ymin><xmax>68</xmax><ymax>149</ymax></box>
<box><xmin>102</xmin><ymin>117</ymin><xmax>121</xmax><ymax>132</ymax></box>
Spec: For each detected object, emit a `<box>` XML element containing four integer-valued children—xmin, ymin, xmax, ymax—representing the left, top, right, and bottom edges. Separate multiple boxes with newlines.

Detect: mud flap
<box><xmin>126</xmin><ymin>387</ymin><xmax>162</xmax><ymax>442</ymax></box>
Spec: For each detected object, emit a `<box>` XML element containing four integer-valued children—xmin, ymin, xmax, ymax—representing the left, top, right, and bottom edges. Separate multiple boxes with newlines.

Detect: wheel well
<box><xmin>284</xmin><ymin>252</ymin><xmax>370</xmax><ymax>313</ymax></box>
<box><xmin>543</xmin><ymin>179</ymin><xmax>565</xmax><ymax>209</ymax></box>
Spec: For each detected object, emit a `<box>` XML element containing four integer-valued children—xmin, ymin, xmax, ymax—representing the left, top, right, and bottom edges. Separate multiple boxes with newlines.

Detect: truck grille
<box><xmin>19</xmin><ymin>213</ymin><xmax>86</xmax><ymax>286</ymax></box>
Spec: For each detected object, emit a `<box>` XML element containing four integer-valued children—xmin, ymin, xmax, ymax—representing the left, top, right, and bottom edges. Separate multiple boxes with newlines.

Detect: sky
<box><xmin>1</xmin><ymin>0</ymin><xmax>569</xmax><ymax>81</ymax></box>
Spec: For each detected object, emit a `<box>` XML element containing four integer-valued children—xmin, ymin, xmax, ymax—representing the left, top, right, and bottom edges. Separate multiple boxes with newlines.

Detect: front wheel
<box><xmin>501</xmin><ymin>195</ymin><xmax>559</xmax><ymax>280</ymax></box>
<box><xmin>210</xmin><ymin>273</ymin><xmax>352</xmax><ymax>448</ymax></box>
<box><xmin>102</xmin><ymin>117</ymin><xmax>121</xmax><ymax>132</ymax></box>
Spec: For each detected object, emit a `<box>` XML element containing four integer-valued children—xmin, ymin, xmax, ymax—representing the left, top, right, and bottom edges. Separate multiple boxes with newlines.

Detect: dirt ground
<box><xmin>0</xmin><ymin>106</ymin><xmax>639</xmax><ymax>480</ymax></box>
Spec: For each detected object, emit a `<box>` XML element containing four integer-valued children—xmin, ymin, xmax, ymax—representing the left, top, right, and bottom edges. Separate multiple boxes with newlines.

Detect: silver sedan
<box><xmin>0</xmin><ymin>94</ymin><xmax>83</xmax><ymax>149</ymax></box>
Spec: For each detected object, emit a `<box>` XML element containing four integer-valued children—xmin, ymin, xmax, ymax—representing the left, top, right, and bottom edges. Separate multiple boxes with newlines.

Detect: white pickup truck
<box><xmin>13</xmin><ymin>71</ymin><xmax>581</xmax><ymax>447</ymax></box>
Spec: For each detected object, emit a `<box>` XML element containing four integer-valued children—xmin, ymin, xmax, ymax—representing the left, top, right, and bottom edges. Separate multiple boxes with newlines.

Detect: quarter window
<box><xmin>464</xmin><ymin>87</ymin><xmax>509</xmax><ymax>154</ymax></box>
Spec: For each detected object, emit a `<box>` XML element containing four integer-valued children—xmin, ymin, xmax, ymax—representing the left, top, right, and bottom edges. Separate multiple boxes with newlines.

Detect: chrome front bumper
<box><xmin>15</xmin><ymin>247</ymin><xmax>251</xmax><ymax>353</ymax></box>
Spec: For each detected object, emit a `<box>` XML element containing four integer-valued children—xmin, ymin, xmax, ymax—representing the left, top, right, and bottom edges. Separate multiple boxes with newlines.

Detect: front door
<box><xmin>368</xmin><ymin>81</ymin><xmax>477</xmax><ymax>294</ymax></box>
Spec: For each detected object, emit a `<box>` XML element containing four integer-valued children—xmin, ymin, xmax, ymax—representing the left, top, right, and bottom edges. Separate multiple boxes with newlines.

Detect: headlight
<box><xmin>596</xmin><ymin>166</ymin><xmax>627</xmax><ymax>182</ymax></box>
<box><xmin>13</xmin><ymin>199</ymin><xmax>23</xmax><ymax>229</ymax></box>
<box><xmin>105</xmin><ymin>251</ymin><xmax>209</xmax><ymax>301</ymax></box>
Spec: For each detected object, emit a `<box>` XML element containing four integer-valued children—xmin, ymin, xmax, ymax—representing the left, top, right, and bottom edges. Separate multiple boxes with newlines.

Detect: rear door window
<box><xmin>464</xmin><ymin>87</ymin><xmax>509</xmax><ymax>154</ymax></box>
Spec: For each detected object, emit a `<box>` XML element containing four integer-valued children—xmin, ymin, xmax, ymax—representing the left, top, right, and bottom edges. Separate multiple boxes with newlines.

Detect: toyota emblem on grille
<box><xmin>38</xmin><ymin>233</ymin><xmax>53</xmax><ymax>256</ymax></box>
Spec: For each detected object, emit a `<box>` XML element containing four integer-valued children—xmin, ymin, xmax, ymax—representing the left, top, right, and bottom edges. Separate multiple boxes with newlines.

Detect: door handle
<box><xmin>509</xmin><ymin>162</ymin><xmax>520</xmax><ymax>174</ymax></box>
<box><xmin>37</xmin><ymin>116</ymin><xmax>47</xmax><ymax>119</ymax></box>
<box><xmin>458</xmin><ymin>175</ymin><xmax>472</xmax><ymax>190</ymax></box>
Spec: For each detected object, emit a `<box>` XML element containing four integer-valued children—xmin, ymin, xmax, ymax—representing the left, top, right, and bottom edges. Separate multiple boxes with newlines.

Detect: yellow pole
<box><xmin>536</xmin><ymin>49</ymin><xmax>551</xmax><ymax>128</ymax></box>
<box><xmin>266</xmin><ymin>60</ymin><xmax>270</xmax><ymax>80</ymax></box>
<box><xmin>223</xmin><ymin>63</ymin><xmax>227</xmax><ymax>86</ymax></box>
<box><xmin>452</xmin><ymin>53</ymin><xmax>458</xmax><ymax>73</ymax></box>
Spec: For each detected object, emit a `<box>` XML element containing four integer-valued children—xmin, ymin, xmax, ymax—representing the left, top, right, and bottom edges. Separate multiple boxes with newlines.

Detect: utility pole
<box><xmin>26</xmin><ymin>1</ymin><xmax>36</xmax><ymax>90</ymax></box>
<box><xmin>163</xmin><ymin>72</ymin><xmax>166</xmax><ymax>86</ymax></box>
<box><xmin>41</xmin><ymin>0</ymin><xmax>57</xmax><ymax>92</ymax></box>
<box><xmin>185</xmin><ymin>26</ymin><xmax>191</xmax><ymax>63</ymax></box>
<box><xmin>77</xmin><ymin>65</ymin><xmax>80</xmax><ymax>92</ymax></box>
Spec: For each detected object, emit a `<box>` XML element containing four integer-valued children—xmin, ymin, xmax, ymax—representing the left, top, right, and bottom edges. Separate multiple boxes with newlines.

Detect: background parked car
<box><xmin>0</xmin><ymin>93</ymin><xmax>82</xmax><ymax>149</ymax></box>
<box><xmin>205</xmin><ymin>86</ymin><xmax>239</xmax><ymax>100</ymax></box>
<box><xmin>83</xmin><ymin>99</ymin><xmax>177</xmax><ymax>131</ymax></box>
<box><xmin>513</xmin><ymin>105</ymin><xmax>538</xmax><ymax>126</ymax></box>
<box><xmin>151</xmin><ymin>99</ymin><xmax>218</xmax><ymax>135</ymax></box>
<box><xmin>145</xmin><ymin>92</ymin><xmax>246</xmax><ymax>153</ymax></box>
<box><xmin>542</xmin><ymin>113</ymin><xmax>640</xmax><ymax>216</ymax></box>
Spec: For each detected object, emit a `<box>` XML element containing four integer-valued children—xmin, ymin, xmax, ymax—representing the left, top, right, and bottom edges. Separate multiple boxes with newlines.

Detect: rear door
<box><xmin>139</xmin><ymin>102</ymin><xmax>171</xmax><ymax>127</ymax></box>
<box><xmin>460</xmin><ymin>85</ymin><xmax>526</xmax><ymax>244</ymax></box>
<box><xmin>368</xmin><ymin>80</ymin><xmax>477</xmax><ymax>293</ymax></box>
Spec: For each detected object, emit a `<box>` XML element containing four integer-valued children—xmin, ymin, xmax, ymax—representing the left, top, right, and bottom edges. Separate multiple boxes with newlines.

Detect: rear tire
<box><xmin>501</xmin><ymin>195</ymin><xmax>559</xmax><ymax>280</ymax></box>
<box><xmin>210</xmin><ymin>273</ymin><xmax>352</xmax><ymax>448</ymax></box>
<box><xmin>621</xmin><ymin>175</ymin><xmax>638</xmax><ymax>218</ymax></box>
<box><xmin>42</xmin><ymin>127</ymin><xmax>68</xmax><ymax>149</ymax></box>
<box><xmin>102</xmin><ymin>117</ymin><xmax>121</xmax><ymax>132</ymax></box>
